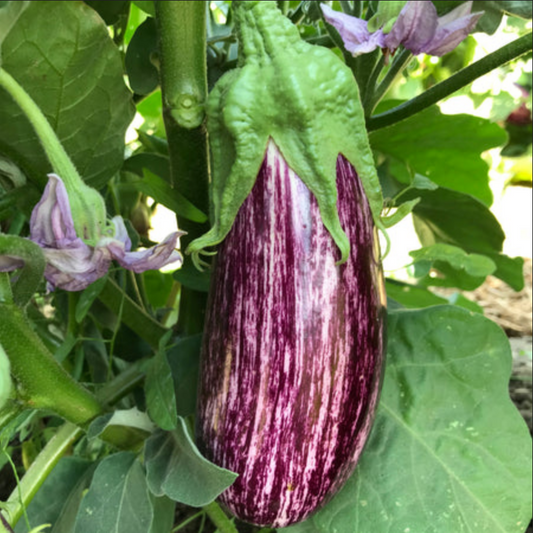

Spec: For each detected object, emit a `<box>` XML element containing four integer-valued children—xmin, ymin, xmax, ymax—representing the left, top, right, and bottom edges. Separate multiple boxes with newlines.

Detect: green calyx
<box><xmin>367</xmin><ymin>1</ymin><xmax>407</xmax><ymax>33</ymax></box>
<box><xmin>187</xmin><ymin>0</ymin><xmax>383</xmax><ymax>266</ymax></box>
<box><xmin>63</xmin><ymin>180</ymin><xmax>107</xmax><ymax>243</ymax></box>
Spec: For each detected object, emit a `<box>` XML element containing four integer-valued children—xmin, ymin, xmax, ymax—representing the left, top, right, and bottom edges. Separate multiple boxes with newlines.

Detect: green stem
<box><xmin>155</xmin><ymin>1</ymin><xmax>210</xmax><ymax>335</ymax></box>
<box><xmin>1</xmin><ymin>362</ymin><xmax>146</xmax><ymax>528</ymax></box>
<box><xmin>0</xmin><ymin>303</ymin><xmax>103</xmax><ymax>426</ymax></box>
<box><xmin>362</xmin><ymin>54</ymin><xmax>386</xmax><ymax>112</ymax></box>
<box><xmin>0</xmin><ymin>69</ymin><xmax>80</xmax><ymax>189</ymax></box>
<box><xmin>366</xmin><ymin>47</ymin><xmax>412</xmax><ymax>115</ymax></box>
<box><xmin>98</xmin><ymin>278</ymin><xmax>168</xmax><ymax>349</ymax></box>
<box><xmin>367</xmin><ymin>32</ymin><xmax>533</xmax><ymax>131</ymax></box>
<box><xmin>203</xmin><ymin>501</ymin><xmax>238</xmax><ymax>533</ymax></box>
<box><xmin>2</xmin><ymin>422</ymin><xmax>82</xmax><ymax>527</ymax></box>
<box><xmin>277</xmin><ymin>0</ymin><xmax>289</xmax><ymax>15</ymax></box>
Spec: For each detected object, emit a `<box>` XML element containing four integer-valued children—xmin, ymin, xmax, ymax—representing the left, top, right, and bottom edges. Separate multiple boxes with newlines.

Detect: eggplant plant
<box><xmin>0</xmin><ymin>1</ymin><xmax>532</xmax><ymax>533</ymax></box>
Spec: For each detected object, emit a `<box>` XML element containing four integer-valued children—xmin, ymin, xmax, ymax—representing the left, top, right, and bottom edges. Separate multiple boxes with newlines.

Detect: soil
<box><xmin>1</xmin><ymin>263</ymin><xmax>532</xmax><ymax>532</ymax></box>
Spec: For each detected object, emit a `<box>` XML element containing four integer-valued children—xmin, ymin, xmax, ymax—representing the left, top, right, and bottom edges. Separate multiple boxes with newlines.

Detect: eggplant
<box><xmin>196</xmin><ymin>142</ymin><xmax>386</xmax><ymax>527</ymax></box>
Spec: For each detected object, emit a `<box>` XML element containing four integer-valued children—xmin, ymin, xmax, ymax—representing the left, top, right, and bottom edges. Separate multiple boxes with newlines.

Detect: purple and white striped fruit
<box><xmin>196</xmin><ymin>143</ymin><xmax>386</xmax><ymax>528</ymax></box>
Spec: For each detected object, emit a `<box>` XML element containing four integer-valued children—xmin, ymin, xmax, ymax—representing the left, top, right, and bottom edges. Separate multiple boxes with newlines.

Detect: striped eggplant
<box><xmin>196</xmin><ymin>142</ymin><xmax>386</xmax><ymax>528</ymax></box>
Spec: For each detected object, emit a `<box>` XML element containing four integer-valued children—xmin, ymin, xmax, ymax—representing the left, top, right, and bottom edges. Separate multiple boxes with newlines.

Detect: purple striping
<box><xmin>196</xmin><ymin>141</ymin><xmax>386</xmax><ymax>528</ymax></box>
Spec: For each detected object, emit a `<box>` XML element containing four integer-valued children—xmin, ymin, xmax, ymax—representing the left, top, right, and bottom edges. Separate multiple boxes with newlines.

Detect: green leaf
<box><xmin>409</xmin><ymin>187</ymin><xmax>524</xmax><ymax>290</ymax></box>
<box><xmin>125</xmin><ymin>18</ymin><xmax>158</xmax><ymax>95</ymax></box>
<box><xmin>0</xmin><ymin>1</ymin><xmax>135</xmax><ymax>189</ymax></box>
<box><xmin>166</xmin><ymin>335</ymin><xmax>202</xmax><ymax>417</ymax></box>
<box><xmin>479</xmin><ymin>0</ymin><xmax>533</xmax><ymax>20</ymax></box>
<box><xmin>145</xmin><ymin>332</ymin><xmax>178</xmax><ymax>430</ymax></box>
<box><xmin>122</xmin><ymin>154</ymin><xmax>208</xmax><ymax>223</ymax></box>
<box><xmin>385</xmin><ymin>279</ymin><xmax>449</xmax><ymax>309</ymax></box>
<box><xmin>0</xmin><ymin>1</ymin><xmax>29</xmax><ymax>66</ymax></box>
<box><xmin>370</xmin><ymin>106</ymin><xmax>507</xmax><ymax>205</ymax></box>
<box><xmin>147</xmin><ymin>496</ymin><xmax>175</xmax><ymax>533</ymax></box>
<box><xmin>381</xmin><ymin>198</ymin><xmax>420</xmax><ymax>229</ymax></box>
<box><xmin>87</xmin><ymin>408</ymin><xmax>154</xmax><ymax>450</ymax></box>
<box><xmin>283</xmin><ymin>306</ymin><xmax>532</xmax><ymax>533</ymax></box>
<box><xmin>14</xmin><ymin>457</ymin><xmax>93</xmax><ymax>533</ymax></box>
<box><xmin>75</xmin><ymin>276</ymin><xmax>108</xmax><ymax>324</ymax></box>
<box><xmin>143</xmin><ymin>270</ymin><xmax>176</xmax><ymax>309</ymax></box>
<box><xmin>144</xmin><ymin>419</ymin><xmax>238</xmax><ymax>507</ymax></box>
<box><xmin>132</xmin><ymin>0</ymin><xmax>155</xmax><ymax>17</ymax></box>
<box><xmin>74</xmin><ymin>453</ymin><xmax>154</xmax><ymax>533</ymax></box>
<box><xmin>84</xmin><ymin>0</ymin><xmax>130</xmax><ymax>25</ymax></box>
<box><xmin>173</xmin><ymin>259</ymin><xmax>211</xmax><ymax>293</ymax></box>
<box><xmin>410</xmin><ymin>243</ymin><xmax>497</xmax><ymax>290</ymax></box>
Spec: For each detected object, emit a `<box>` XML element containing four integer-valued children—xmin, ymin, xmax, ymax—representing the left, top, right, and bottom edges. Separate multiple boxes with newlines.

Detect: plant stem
<box><xmin>0</xmin><ymin>303</ymin><xmax>103</xmax><ymax>426</ymax></box>
<box><xmin>203</xmin><ymin>501</ymin><xmax>238</xmax><ymax>533</ymax></box>
<box><xmin>1</xmin><ymin>362</ymin><xmax>146</xmax><ymax>528</ymax></box>
<box><xmin>362</xmin><ymin>54</ymin><xmax>386</xmax><ymax>112</ymax></box>
<box><xmin>277</xmin><ymin>0</ymin><xmax>289</xmax><ymax>15</ymax></box>
<box><xmin>155</xmin><ymin>1</ymin><xmax>210</xmax><ymax>335</ymax></box>
<box><xmin>0</xmin><ymin>69</ymin><xmax>81</xmax><ymax>188</ymax></box>
<box><xmin>366</xmin><ymin>47</ymin><xmax>412</xmax><ymax>115</ymax></box>
<box><xmin>98</xmin><ymin>278</ymin><xmax>168</xmax><ymax>349</ymax></box>
<box><xmin>3</xmin><ymin>421</ymin><xmax>82</xmax><ymax>527</ymax></box>
<box><xmin>367</xmin><ymin>32</ymin><xmax>533</xmax><ymax>131</ymax></box>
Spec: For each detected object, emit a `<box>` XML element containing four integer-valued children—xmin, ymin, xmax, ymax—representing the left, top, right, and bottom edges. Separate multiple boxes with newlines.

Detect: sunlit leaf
<box><xmin>370</xmin><ymin>106</ymin><xmax>507</xmax><ymax>205</ymax></box>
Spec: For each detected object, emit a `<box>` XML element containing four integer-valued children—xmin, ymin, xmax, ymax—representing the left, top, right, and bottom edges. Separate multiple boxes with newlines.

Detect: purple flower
<box><xmin>321</xmin><ymin>1</ymin><xmax>483</xmax><ymax>57</ymax></box>
<box><xmin>30</xmin><ymin>174</ymin><xmax>184</xmax><ymax>291</ymax></box>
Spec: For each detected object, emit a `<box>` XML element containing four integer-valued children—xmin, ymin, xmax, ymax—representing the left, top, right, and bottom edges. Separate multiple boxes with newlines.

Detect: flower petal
<box><xmin>111</xmin><ymin>231</ymin><xmax>185</xmax><ymax>273</ymax></box>
<box><xmin>28</xmin><ymin>173</ymin><xmax>111</xmax><ymax>291</ymax></box>
<box><xmin>0</xmin><ymin>255</ymin><xmax>24</xmax><ymax>272</ymax></box>
<box><xmin>42</xmin><ymin>245</ymin><xmax>112</xmax><ymax>291</ymax></box>
<box><xmin>30</xmin><ymin>174</ymin><xmax>79</xmax><ymax>248</ymax></box>
<box><xmin>385</xmin><ymin>0</ymin><xmax>439</xmax><ymax>54</ymax></box>
<box><xmin>424</xmin><ymin>2</ymin><xmax>483</xmax><ymax>56</ymax></box>
<box><xmin>111</xmin><ymin>216</ymin><xmax>132</xmax><ymax>251</ymax></box>
<box><xmin>321</xmin><ymin>3</ymin><xmax>385</xmax><ymax>56</ymax></box>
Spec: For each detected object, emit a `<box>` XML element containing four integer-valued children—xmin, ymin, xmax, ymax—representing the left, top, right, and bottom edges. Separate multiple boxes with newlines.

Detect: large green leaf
<box><xmin>0</xmin><ymin>1</ymin><xmax>28</xmax><ymax>66</ymax></box>
<box><xmin>369</xmin><ymin>106</ymin><xmax>507</xmax><ymax>205</ymax></box>
<box><xmin>0</xmin><ymin>1</ymin><xmax>135</xmax><ymax>189</ymax></box>
<box><xmin>283</xmin><ymin>306</ymin><xmax>532</xmax><ymax>533</ymax></box>
<box><xmin>74</xmin><ymin>452</ymin><xmax>153</xmax><ymax>533</ymax></box>
<box><xmin>14</xmin><ymin>457</ymin><xmax>93</xmax><ymax>533</ymax></box>
<box><xmin>144</xmin><ymin>419</ymin><xmax>238</xmax><ymax>507</ymax></box>
<box><xmin>409</xmin><ymin>187</ymin><xmax>525</xmax><ymax>290</ymax></box>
